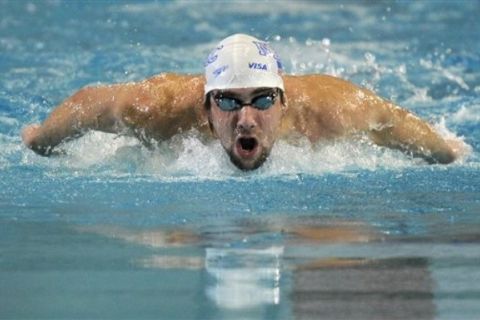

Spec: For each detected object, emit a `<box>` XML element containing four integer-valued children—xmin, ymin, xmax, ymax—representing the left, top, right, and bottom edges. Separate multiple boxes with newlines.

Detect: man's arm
<box><xmin>22</xmin><ymin>74</ymin><xmax>205</xmax><ymax>155</ymax></box>
<box><xmin>364</xmin><ymin>97</ymin><xmax>464</xmax><ymax>164</ymax></box>
<box><xmin>22</xmin><ymin>84</ymin><xmax>133</xmax><ymax>155</ymax></box>
<box><xmin>284</xmin><ymin>75</ymin><xmax>466</xmax><ymax>164</ymax></box>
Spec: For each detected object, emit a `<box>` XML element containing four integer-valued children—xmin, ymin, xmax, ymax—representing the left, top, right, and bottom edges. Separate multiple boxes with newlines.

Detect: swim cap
<box><xmin>204</xmin><ymin>34</ymin><xmax>284</xmax><ymax>95</ymax></box>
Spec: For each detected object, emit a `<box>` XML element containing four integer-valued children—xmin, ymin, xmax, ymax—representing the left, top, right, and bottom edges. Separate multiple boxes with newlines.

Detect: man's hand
<box><xmin>22</xmin><ymin>124</ymin><xmax>44</xmax><ymax>154</ymax></box>
<box><xmin>445</xmin><ymin>136</ymin><xmax>470</xmax><ymax>161</ymax></box>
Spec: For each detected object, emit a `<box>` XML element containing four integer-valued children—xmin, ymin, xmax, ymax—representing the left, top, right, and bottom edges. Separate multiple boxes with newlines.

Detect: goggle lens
<box><xmin>216</xmin><ymin>97</ymin><xmax>239</xmax><ymax>111</ymax></box>
<box><xmin>252</xmin><ymin>95</ymin><xmax>274</xmax><ymax>109</ymax></box>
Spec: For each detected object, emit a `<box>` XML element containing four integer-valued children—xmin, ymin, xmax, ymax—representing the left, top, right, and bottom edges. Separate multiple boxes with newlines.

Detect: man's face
<box><xmin>208</xmin><ymin>87</ymin><xmax>283</xmax><ymax>170</ymax></box>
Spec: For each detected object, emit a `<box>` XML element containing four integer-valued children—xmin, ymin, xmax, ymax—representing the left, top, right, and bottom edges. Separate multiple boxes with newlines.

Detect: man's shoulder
<box><xmin>283</xmin><ymin>74</ymin><xmax>360</xmax><ymax>92</ymax></box>
<box><xmin>283</xmin><ymin>74</ymin><xmax>359</xmax><ymax>110</ymax></box>
<box><xmin>280</xmin><ymin>73</ymin><xmax>377</xmax><ymax>137</ymax></box>
<box><xmin>118</xmin><ymin>73</ymin><xmax>208</xmax><ymax>139</ymax></box>
<box><xmin>144</xmin><ymin>73</ymin><xmax>205</xmax><ymax>87</ymax></box>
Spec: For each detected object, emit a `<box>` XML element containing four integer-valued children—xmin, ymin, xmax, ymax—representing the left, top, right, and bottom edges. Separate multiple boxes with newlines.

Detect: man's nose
<box><xmin>236</xmin><ymin>106</ymin><xmax>257</xmax><ymax>133</ymax></box>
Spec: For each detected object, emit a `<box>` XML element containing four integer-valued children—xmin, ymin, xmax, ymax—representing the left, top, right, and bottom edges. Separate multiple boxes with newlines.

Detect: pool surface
<box><xmin>1</xmin><ymin>1</ymin><xmax>479</xmax><ymax>319</ymax></box>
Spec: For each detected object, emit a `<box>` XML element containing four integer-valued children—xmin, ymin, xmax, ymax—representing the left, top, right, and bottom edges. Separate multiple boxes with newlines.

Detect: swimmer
<box><xmin>22</xmin><ymin>34</ymin><xmax>466</xmax><ymax>170</ymax></box>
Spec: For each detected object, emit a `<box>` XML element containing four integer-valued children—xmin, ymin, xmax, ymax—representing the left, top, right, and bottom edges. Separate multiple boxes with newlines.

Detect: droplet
<box><xmin>364</xmin><ymin>52</ymin><xmax>376</xmax><ymax>64</ymax></box>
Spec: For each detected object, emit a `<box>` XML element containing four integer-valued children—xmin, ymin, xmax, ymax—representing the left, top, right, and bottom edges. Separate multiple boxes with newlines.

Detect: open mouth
<box><xmin>239</xmin><ymin>137</ymin><xmax>257</xmax><ymax>151</ymax></box>
<box><xmin>235</xmin><ymin>137</ymin><xmax>258</xmax><ymax>158</ymax></box>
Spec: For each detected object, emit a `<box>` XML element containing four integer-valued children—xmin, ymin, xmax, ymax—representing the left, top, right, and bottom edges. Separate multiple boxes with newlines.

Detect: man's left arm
<box><xmin>358</xmin><ymin>90</ymin><xmax>466</xmax><ymax>164</ymax></box>
<box><xmin>285</xmin><ymin>75</ymin><xmax>466</xmax><ymax>164</ymax></box>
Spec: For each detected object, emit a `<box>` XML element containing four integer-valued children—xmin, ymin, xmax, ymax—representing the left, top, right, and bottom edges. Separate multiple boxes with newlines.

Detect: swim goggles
<box><xmin>213</xmin><ymin>90</ymin><xmax>278</xmax><ymax>111</ymax></box>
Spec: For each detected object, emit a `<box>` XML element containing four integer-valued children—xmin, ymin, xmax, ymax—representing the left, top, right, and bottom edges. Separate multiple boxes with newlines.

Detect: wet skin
<box><xmin>207</xmin><ymin>87</ymin><xmax>283</xmax><ymax>170</ymax></box>
<box><xmin>21</xmin><ymin>74</ymin><xmax>465</xmax><ymax>168</ymax></box>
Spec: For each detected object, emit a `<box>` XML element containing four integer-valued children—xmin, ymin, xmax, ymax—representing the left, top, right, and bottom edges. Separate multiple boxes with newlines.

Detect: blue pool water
<box><xmin>1</xmin><ymin>1</ymin><xmax>480</xmax><ymax>319</ymax></box>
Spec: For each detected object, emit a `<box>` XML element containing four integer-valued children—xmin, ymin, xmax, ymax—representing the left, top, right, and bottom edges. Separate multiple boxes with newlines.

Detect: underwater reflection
<box><xmin>205</xmin><ymin>246</ymin><xmax>283</xmax><ymax>310</ymax></box>
<box><xmin>292</xmin><ymin>257</ymin><xmax>434</xmax><ymax>320</ymax></box>
<box><xmin>77</xmin><ymin>218</ymin><xmax>435</xmax><ymax>319</ymax></box>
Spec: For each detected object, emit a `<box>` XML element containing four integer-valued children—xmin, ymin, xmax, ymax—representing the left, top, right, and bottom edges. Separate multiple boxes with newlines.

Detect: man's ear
<box><xmin>281</xmin><ymin>92</ymin><xmax>288</xmax><ymax>115</ymax></box>
<box><xmin>201</xmin><ymin>93</ymin><xmax>216</xmax><ymax>136</ymax></box>
<box><xmin>206</xmin><ymin>110</ymin><xmax>217</xmax><ymax>137</ymax></box>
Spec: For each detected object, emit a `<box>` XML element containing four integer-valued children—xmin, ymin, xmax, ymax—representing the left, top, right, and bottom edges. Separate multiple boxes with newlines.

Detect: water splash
<box><xmin>16</xmin><ymin>129</ymin><xmax>432</xmax><ymax>181</ymax></box>
<box><xmin>451</xmin><ymin>103</ymin><xmax>480</xmax><ymax>124</ymax></box>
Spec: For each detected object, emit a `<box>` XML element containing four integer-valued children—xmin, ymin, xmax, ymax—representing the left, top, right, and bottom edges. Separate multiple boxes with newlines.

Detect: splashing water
<box><xmin>16</xmin><ymin>125</ymin><xmax>458</xmax><ymax>181</ymax></box>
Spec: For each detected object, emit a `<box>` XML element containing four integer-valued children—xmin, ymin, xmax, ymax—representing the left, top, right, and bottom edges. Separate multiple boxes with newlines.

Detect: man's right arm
<box><xmin>22</xmin><ymin>83</ymin><xmax>136</xmax><ymax>155</ymax></box>
<box><xmin>22</xmin><ymin>74</ymin><xmax>205</xmax><ymax>155</ymax></box>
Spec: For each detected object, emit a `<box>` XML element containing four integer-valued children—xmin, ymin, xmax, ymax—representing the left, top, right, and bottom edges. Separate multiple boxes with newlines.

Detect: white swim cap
<box><xmin>204</xmin><ymin>34</ymin><xmax>284</xmax><ymax>95</ymax></box>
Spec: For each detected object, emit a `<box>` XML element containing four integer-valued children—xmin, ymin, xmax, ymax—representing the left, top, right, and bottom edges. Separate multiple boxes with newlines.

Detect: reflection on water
<box><xmin>75</xmin><ymin>218</ymin><xmax>442</xmax><ymax>319</ymax></box>
<box><xmin>3</xmin><ymin>216</ymin><xmax>480</xmax><ymax>319</ymax></box>
<box><xmin>205</xmin><ymin>247</ymin><xmax>283</xmax><ymax>310</ymax></box>
<box><xmin>292</xmin><ymin>257</ymin><xmax>434</xmax><ymax>320</ymax></box>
